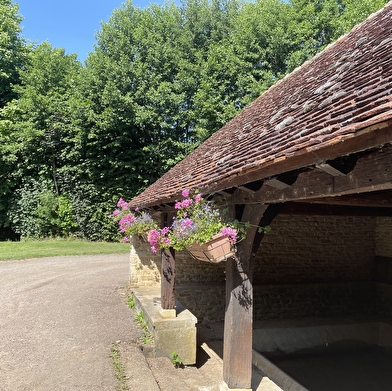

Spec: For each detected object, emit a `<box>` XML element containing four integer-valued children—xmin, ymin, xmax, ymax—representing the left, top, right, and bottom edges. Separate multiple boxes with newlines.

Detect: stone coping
<box><xmin>131</xmin><ymin>286</ymin><xmax>197</xmax><ymax>326</ymax></box>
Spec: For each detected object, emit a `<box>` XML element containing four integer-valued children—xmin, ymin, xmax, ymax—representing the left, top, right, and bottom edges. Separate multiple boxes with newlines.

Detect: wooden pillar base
<box><xmin>223</xmin><ymin>256</ymin><xmax>253</xmax><ymax>389</ymax></box>
<box><xmin>223</xmin><ymin>204</ymin><xmax>277</xmax><ymax>389</ymax></box>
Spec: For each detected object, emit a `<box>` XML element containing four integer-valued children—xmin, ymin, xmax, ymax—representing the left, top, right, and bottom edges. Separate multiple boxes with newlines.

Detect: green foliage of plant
<box><xmin>170</xmin><ymin>351</ymin><xmax>184</xmax><ymax>368</ymax></box>
<box><xmin>126</xmin><ymin>294</ymin><xmax>136</xmax><ymax>309</ymax></box>
<box><xmin>8</xmin><ymin>179</ymin><xmax>52</xmax><ymax>239</ymax></box>
<box><xmin>36</xmin><ymin>191</ymin><xmax>79</xmax><ymax>237</ymax></box>
<box><xmin>134</xmin><ymin>310</ymin><xmax>145</xmax><ymax>324</ymax></box>
<box><xmin>140</xmin><ymin>333</ymin><xmax>154</xmax><ymax>345</ymax></box>
<box><xmin>7</xmin><ymin>178</ymin><xmax>79</xmax><ymax>239</ymax></box>
<box><xmin>0</xmin><ymin>0</ymin><xmax>30</xmax><ymax>107</ymax></box>
<box><xmin>68</xmin><ymin>187</ymin><xmax>120</xmax><ymax>241</ymax></box>
<box><xmin>134</xmin><ymin>311</ymin><xmax>153</xmax><ymax>344</ymax></box>
<box><xmin>110</xmin><ymin>342</ymin><xmax>128</xmax><ymax>390</ymax></box>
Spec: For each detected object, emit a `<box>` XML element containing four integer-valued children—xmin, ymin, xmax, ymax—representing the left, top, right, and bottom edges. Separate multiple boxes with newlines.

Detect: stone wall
<box><xmin>253</xmin><ymin>214</ymin><xmax>376</xmax><ymax>284</ymax></box>
<box><xmin>131</xmin><ymin>214</ymin><xmax>392</xmax><ymax>323</ymax></box>
<box><xmin>174</xmin><ymin>251</ymin><xmax>226</xmax><ymax>323</ymax></box>
<box><xmin>176</xmin><ymin>284</ymin><xmax>225</xmax><ymax>323</ymax></box>
<box><xmin>174</xmin><ymin>251</ymin><xmax>226</xmax><ymax>285</ymax></box>
<box><xmin>175</xmin><ymin>282</ymin><xmax>380</xmax><ymax>323</ymax></box>
<box><xmin>377</xmin><ymin>283</ymin><xmax>392</xmax><ymax>318</ymax></box>
<box><xmin>376</xmin><ymin>216</ymin><xmax>392</xmax><ymax>257</ymax></box>
<box><xmin>129</xmin><ymin>235</ymin><xmax>161</xmax><ymax>286</ymax></box>
<box><xmin>253</xmin><ymin>282</ymin><xmax>379</xmax><ymax>320</ymax></box>
<box><xmin>374</xmin><ymin>216</ymin><xmax>392</xmax><ymax>317</ymax></box>
<box><xmin>173</xmin><ymin>214</ymin><xmax>382</xmax><ymax>322</ymax></box>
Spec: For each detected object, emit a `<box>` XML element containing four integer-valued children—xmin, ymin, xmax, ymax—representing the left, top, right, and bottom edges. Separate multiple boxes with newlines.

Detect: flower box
<box><xmin>186</xmin><ymin>234</ymin><xmax>235</xmax><ymax>263</ymax></box>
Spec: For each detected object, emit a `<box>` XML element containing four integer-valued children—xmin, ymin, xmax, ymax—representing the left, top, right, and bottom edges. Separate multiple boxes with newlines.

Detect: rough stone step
<box><xmin>119</xmin><ymin>342</ymin><xmax>160</xmax><ymax>391</ymax></box>
<box><xmin>146</xmin><ymin>354</ymin><xmax>226</xmax><ymax>391</ymax></box>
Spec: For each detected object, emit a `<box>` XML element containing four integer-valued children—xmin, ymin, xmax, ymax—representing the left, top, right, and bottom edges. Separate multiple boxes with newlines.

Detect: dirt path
<box><xmin>0</xmin><ymin>253</ymin><xmax>137</xmax><ymax>391</ymax></box>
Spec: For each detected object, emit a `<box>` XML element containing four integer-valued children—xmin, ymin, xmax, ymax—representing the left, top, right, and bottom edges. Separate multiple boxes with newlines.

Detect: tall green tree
<box><xmin>0</xmin><ymin>42</ymin><xmax>83</xmax><ymax>237</ymax></box>
<box><xmin>81</xmin><ymin>1</ymin><xmax>197</xmax><ymax>201</ymax></box>
<box><xmin>284</xmin><ymin>0</ymin><xmax>388</xmax><ymax>70</ymax></box>
<box><xmin>0</xmin><ymin>0</ymin><xmax>28</xmax><ymax>107</ymax></box>
<box><xmin>2</xmin><ymin>42</ymin><xmax>82</xmax><ymax>186</ymax></box>
<box><xmin>0</xmin><ymin>0</ymin><xmax>28</xmax><ymax>233</ymax></box>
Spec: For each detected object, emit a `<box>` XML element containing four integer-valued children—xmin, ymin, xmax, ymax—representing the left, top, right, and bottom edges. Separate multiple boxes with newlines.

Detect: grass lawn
<box><xmin>0</xmin><ymin>238</ymin><xmax>130</xmax><ymax>261</ymax></box>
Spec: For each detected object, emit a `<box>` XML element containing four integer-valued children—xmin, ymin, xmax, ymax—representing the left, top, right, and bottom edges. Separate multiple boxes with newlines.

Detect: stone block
<box><xmin>132</xmin><ymin>286</ymin><xmax>198</xmax><ymax>365</ymax></box>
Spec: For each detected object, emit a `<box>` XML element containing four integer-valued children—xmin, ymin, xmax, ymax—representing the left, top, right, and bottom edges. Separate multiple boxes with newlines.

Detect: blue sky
<box><xmin>16</xmin><ymin>0</ymin><xmax>160</xmax><ymax>63</ymax></box>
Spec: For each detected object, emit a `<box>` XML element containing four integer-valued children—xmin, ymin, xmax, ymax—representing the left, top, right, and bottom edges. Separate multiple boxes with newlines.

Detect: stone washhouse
<box><xmin>128</xmin><ymin>3</ymin><xmax>392</xmax><ymax>390</ymax></box>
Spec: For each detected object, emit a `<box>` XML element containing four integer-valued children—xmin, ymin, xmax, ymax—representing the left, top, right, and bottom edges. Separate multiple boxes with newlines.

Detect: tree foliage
<box><xmin>0</xmin><ymin>0</ymin><xmax>28</xmax><ymax>107</ymax></box>
<box><xmin>0</xmin><ymin>0</ymin><xmax>388</xmax><ymax>240</ymax></box>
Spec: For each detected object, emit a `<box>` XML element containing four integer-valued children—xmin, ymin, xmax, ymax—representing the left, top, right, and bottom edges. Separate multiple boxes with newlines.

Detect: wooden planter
<box><xmin>186</xmin><ymin>234</ymin><xmax>235</xmax><ymax>263</ymax></box>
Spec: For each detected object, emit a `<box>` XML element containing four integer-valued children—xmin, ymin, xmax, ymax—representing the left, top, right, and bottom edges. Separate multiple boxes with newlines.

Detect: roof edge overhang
<box><xmin>131</xmin><ymin>118</ymin><xmax>392</xmax><ymax>209</ymax></box>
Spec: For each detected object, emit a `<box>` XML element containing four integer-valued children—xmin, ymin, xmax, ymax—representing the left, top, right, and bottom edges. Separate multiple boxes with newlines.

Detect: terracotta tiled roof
<box><xmin>130</xmin><ymin>2</ymin><xmax>392</xmax><ymax>208</ymax></box>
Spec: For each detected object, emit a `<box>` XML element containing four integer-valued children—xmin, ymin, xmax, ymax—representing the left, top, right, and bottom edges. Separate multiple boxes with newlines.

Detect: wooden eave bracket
<box><xmin>316</xmin><ymin>163</ymin><xmax>347</xmax><ymax>177</ymax></box>
<box><xmin>265</xmin><ymin>177</ymin><xmax>292</xmax><ymax>189</ymax></box>
<box><xmin>316</xmin><ymin>154</ymin><xmax>359</xmax><ymax>177</ymax></box>
<box><xmin>238</xmin><ymin>185</ymin><xmax>258</xmax><ymax>194</ymax></box>
<box><xmin>238</xmin><ymin>180</ymin><xmax>264</xmax><ymax>193</ymax></box>
<box><xmin>265</xmin><ymin>170</ymin><xmax>301</xmax><ymax>190</ymax></box>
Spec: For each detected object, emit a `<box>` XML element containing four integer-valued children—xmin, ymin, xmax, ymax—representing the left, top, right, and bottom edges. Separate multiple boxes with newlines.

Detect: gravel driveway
<box><xmin>0</xmin><ymin>253</ymin><xmax>135</xmax><ymax>391</ymax></box>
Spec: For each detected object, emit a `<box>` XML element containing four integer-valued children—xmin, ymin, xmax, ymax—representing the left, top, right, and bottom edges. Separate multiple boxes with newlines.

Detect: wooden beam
<box><xmin>281</xmin><ymin>202</ymin><xmax>392</xmax><ymax>216</ymax></box>
<box><xmin>303</xmin><ymin>190</ymin><xmax>392</xmax><ymax>208</ymax></box>
<box><xmin>223</xmin><ymin>204</ymin><xmax>268</xmax><ymax>389</ymax></box>
<box><xmin>161</xmin><ymin>249</ymin><xmax>175</xmax><ymax>310</ymax></box>
<box><xmin>231</xmin><ymin>145</ymin><xmax>392</xmax><ymax>204</ymax></box>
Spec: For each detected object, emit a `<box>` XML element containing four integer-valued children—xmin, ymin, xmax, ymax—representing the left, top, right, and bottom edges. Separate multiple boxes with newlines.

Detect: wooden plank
<box><xmin>238</xmin><ymin>185</ymin><xmax>258</xmax><ymax>194</ymax></box>
<box><xmin>161</xmin><ymin>249</ymin><xmax>175</xmax><ymax>310</ymax></box>
<box><xmin>223</xmin><ymin>204</ymin><xmax>268</xmax><ymax>389</ymax></box>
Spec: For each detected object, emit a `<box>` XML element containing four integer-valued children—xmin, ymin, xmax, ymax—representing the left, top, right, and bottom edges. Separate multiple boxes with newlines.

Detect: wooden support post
<box><xmin>223</xmin><ymin>203</ymin><xmax>284</xmax><ymax>389</ymax></box>
<box><xmin>161</xmin><ymin>248</ymin><xmax>175</xmax><ymax>310</ymax></box>
<box><xmin>223</xmin><ymin>204</ymin><xmax>267</xmax><ymax>389</ymax></box>
<box><xmin>223</xmin><ymin>255</ymin><xmax>253</xmax><ymax>388</ymax></box>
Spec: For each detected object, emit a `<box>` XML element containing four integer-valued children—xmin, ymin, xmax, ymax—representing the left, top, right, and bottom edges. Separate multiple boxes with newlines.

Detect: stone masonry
<box><xmin>130</xmin><ymin>215</ymin><xmax>392</xmax><ymax>323</ymax></box>
<box><xmin>129</xmin><ymin>235</ymin><xmax>161</xmax><ymax>287</ymax></box>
